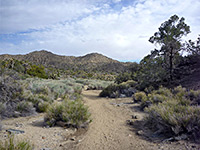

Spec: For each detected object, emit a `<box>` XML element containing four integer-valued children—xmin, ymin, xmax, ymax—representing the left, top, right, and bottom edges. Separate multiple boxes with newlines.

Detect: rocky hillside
<box><xmin>0</xmin><ymin>50</ymin><xmax>131</xmax><ymax>73</ymax></box>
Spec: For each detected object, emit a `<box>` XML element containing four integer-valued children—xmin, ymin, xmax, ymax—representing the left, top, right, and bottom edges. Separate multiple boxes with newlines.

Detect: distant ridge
<box><xmin>0</xmin><ymin>50</ymin><xmax>132</xmax><ymax>73</ymax></box>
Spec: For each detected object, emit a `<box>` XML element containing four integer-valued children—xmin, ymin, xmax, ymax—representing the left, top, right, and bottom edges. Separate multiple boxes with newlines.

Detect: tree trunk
<box><xmin>169</xmin><ymin>47</ymin><xmax>173</xmax><ymax>82</ymax></box>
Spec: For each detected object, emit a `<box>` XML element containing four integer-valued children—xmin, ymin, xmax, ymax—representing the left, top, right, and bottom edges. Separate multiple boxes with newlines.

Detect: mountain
<box><xmin>0</xmin><ymin>50</ymin><xmax>132</xmax><ymax>73</ymax></box>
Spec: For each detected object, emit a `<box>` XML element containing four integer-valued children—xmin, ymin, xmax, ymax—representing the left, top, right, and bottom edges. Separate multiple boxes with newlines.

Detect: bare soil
<box><xmin>1</xmin><ymin>90</ymin><xmax>200</xmax><ymax>150</ymax></box>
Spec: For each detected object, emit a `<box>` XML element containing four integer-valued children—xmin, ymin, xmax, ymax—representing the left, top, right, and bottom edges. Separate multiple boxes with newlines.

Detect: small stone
<box><xmin>128</xmin><ymin>134</ymin><xmax>132</xmax><ymax>137</ymax></box>
<box><xmin>56</xmin><ymin>121</ymin><xmax>67</xmax><ymax>127</ymax></box>
<box><xmin>174</xmin><ymin>134</ymin><xmax>188</xmax><ymax>141</ymax></box>
<box><xmin>13</xmin><ymin>111</ymin><xmax>21</xmax><ymax>118</ymax></box>
<box><xmin>137</xmin><ymin>130</ymin><xmax>144</xmax><ymax>136</ymax></box>
<box><xmin>6</xmin><ymin>129</ymin><xmax>25</xmax><ymax>134</ymax></box>
<box><xmin>132</xmin><ymin>115</ymin><xmax>138</xmax><ymax>119</ymax></box>
<box><xmin>70</xmin><ymin>137</ymin><xmax>75</xmax><ymax>141</ymax></box>
<box><xmin>127</xmin><ymin>120</ymin><xmax>134</xmax><ymax>125</ymax></box>
<box><xmin>191</xmin><ymin>145</ymin><xmax>196</xmax><ymax>148</ymax></box>
<box><xmin>42</xmin><ymin>136</ymin><xmax>45</xmax><ymax>139</ymax></box>
<box><xmin>159</xmin><ymin>146</ymin><xmax>164</xmax><ymax>149</ymax></box>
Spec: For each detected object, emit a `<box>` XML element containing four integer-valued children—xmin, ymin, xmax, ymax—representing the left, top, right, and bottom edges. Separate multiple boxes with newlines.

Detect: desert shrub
<box><xmin>38</xmin><ymin>101</ymin><xmax>50</xmax><ymax>112</ymax></box>
<box><xmin>140</xmin><ymin>86</ymin><xmax>185</xmax><ymax>110</ymax></box>
<box><xmin>16</xmin><ymin>101</ymin><xmax>35</xmax><ymax>116</ymax></box>
<box><xmin>147</xmin><ymin>93</ymin><xmax>168</xmax><ymax>104</ymax></box>
<box><xmin>73</xmin><ymin>86</ymin><xmax>82</xmax><ymax>94</ymax></box>
<box><xmin>151</xmin><ymin>86</ymin><xmax>173</xmax><ymax>97</ymax></box>
<box><xmin>0</xmin><ymin>77</ymin><xmax>37</xmax><ymax>118</ymax></box>
<box><xmin>99</xmin><ymin>84</ymin><xmax>119</xmax><ymax>98</ymax></box>
<box><xmin>27</xmin><ymin>65</ymin><xmax>48</xmax><ymax>79</ymax></box>
<box><xmin>0</xmin><ymin>120</ymin><xmax>2</xmax><ymax>131</ymax></box>
<box><xmin>186</xmin><ymin>90</ymin><xmax>200</xmax><ymax>105</ymax></box>
<box><xmin>100</xmin><ymin>80</ymin><xmax>137</xmax><ymax>98</ymax></box>
<box><xmin>133</xmin><ymin>92</ymin><xmax>147</xmax><ymax>103</ymax></box>
<box><xmin>38</xmin><ymin>94</ymin><xmax>52</xmax><ymax>102</ymax></box>
<box><xmin>145</xmin><ymin>98</ymin><xmax>200</xmax><ymax>140</ymax></box>
<box><xmin>115</xmin><ymin>72</ymin><xmax>132</xmax><ymax>84</ymax></box>
<box><xmin>0</xmin><ymin>102</ymin><xmax>6</xmax><ymax>114</ymax></box>
<box><xmin>0</xmin><ymin>135</ymin><xmax>33</xmax><ymax>150</ymax></box>
<box><xmin>34</xmin><ymin>86</ymin><xmax>50</xmax><ymax>95</ymax></box>
<box><xmin>45</xmin><ymin>98</ymin><xmax>91</xmax><ymax>128</ymax></box>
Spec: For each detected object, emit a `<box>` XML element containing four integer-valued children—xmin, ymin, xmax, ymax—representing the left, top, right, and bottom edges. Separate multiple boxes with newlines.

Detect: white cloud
<box><xmin>0</xmin><ymin>0</ymin><xmax>200</xmax><ymax>61</ymax></box>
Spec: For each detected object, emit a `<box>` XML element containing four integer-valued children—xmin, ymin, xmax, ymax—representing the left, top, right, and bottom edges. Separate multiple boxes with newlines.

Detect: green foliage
<box><xmin>100</xmin><ymin>80</ymin><xmax>137</xmax><ymax>98</ymax></box>
<box><xmin>99</xmin><ymin>83</ymin><xmax>119</xmax><ymax>97</ymax></box>
<box><xmin>140</xmin><ymin>86</ymin><xmax>192</xmax><ymax>110</ymax></box>
<box><xmin>45</xmin><ymin>97</ymin><xmax>91</xmax><ymax>128</ymax></box>
<box><xmin>145</xmin><ymin>98</ymin><xmax>200</xmax><ymax>139</ymax></box>
<box><xmin>136</xmin><ymin>54</ymin><xmax>167</xmax><ymax>90</ymax></box>
<box><xmin>16</xmin><ymin>101</ymin><xmax>33</xmax><ymax>113</ymax></box>
<box><xmin>141</xmin><ymin>86</ymin><xmax>200</xmax><ymax>140</ymax></box>
<box><xmin>0</xmin><ymin>102</ymin><xmax>5</xmax><ymax>114</ymax></box>
<box><xmin>0</xmin><ymin>135</ymin><xmax>33</xmax><ymax>150</ymax></box>
<box><xmin>133</xmin><ymin>92</ymin><xmax>147</xmax><ymax>103</ymax></box>
<box><xmin>38</xmin><ymin>101</ymin><xmax>50</xmax><ymax>112</ymax></box>
<box><xmin>115</xmin><ymin>72</ymin><xmax>132</xmax><ymax>84</ymax></box>
<box><xmin>185</xmin><ymin>35</ymin><xmax>200</xmax><ymax>56</ymax></box>
<box><xmin>149</xmin><ymin>14</ymin><xmax>190</xmax><ymax>82</ymax></box>
<box><xmin>27</xmin><ymin>65</ymin><xmax>48</xmax><ymax>79</ymax></box>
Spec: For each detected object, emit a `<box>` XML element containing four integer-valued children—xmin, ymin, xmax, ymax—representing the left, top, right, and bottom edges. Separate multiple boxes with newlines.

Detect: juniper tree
<box><xmin>149</xmin><ymin>15</ymin><xmax>190</xmax><ymax>82</ymax></box>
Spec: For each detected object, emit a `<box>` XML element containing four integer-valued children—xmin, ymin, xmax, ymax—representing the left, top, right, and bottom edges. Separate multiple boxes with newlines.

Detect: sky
<box><xmin>0</xmin><ymin>0</ymin><xmax>200</xmax><ymax>62</ymax></box>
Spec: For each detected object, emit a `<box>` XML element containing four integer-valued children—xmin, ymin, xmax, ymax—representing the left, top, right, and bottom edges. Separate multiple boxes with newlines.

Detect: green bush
<box><xmin>100</xmin><ymin>80</ymin><xmax>137</xmax><ymax>98</ymax></box>
<box><xmin>0</xmin><ymin>102</ymin><xmax>5</xmax><ymax>114</ymax></box>
<box><xmin>16</xmin><ymin>101</ymin><xmax>34</xmax><ymax>114</ymax></box>
<box><xmin>148</xmin><ymin>93</ymin><xmax>168</xmax><ymax>104</ymax></box>
<box><xmin>38</xmin><ymin>101</ymin><xmax>50</xmax><ymax>112</ymax></box>
<box><xmin>140</xmin><ymin>86</ymin><xmax>186</xmax><ymax>110</ymax></box>
<box><xmin>145</xmin><ymin>98</ymin><xmax>200</xmax><ymax>139</ymax></box>
<box><xmin>0</xmin><ymin>135</ymin><xmax>33</xmax><ymax>150</ymax></box>
<box><xmin>99</xmin><ymin>84</ymin><xmax>119</xmax><ymax>97</ymax></box>
<box><xmin>140</xmin><ymin>86</ymin><xmax>200</xmax><ymax>140</ymax></box>
<box><xmin>27</xmin><ymin>65</ymin><xmax>48</xmax><ymax>79</ymax></box>
<box><xmin>45</xmin><ymin>98</ymin><xmax>91</xmax><ymax>128</ymax></box>
<box><xmin>115</xmin><ymin>72</ymin><xmax>132</xmax><ymax>84</ymax></box>
<box><xmin>133</xmin><ymin>92</ymin><xmax>147</xmax><ymax>102</ymax></box>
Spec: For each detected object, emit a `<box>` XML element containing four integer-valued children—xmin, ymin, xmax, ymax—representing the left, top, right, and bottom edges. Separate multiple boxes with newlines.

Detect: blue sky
<box><xmin>0</xmin><ymin>0</ymin><xmax>200</xmax><ymax>61</ymax></box>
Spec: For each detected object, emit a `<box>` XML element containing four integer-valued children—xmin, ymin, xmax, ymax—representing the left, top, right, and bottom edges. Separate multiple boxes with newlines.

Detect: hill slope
<box><xmin>0</xmin><ymin>50</ymin><xmax>131</xmax><ymax>73</ymax></box>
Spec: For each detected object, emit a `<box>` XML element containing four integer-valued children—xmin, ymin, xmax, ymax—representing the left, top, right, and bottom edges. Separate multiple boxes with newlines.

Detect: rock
<box><xmin>42</xmin><ymin>136</ymin><xmax>45</xmax><ymax>139</ymax></box>
<box><xmin>132</xmin><ymin>115</ymin><xmax>139</xmax><ymax>119</ymax></box>
<box><xmin>70</xmin><ymin>137</ymin><xmax>76</xmax><ymax>141</ymax></box>
<box><xmin>119</xmin><ymin>94</ymin><xmax>126</xmax><ymax>98</ymax></box>
<box><xmin>127</xmin><ymin>120</ymin><xmax>134</xmax><ymax>125</ymax></box>
<box><xmin>174</xmin><ymin>134</ymin><xmax>188</xmax><ymax>141</ymax></box>
<box><xmin>56</xmin><ymin>98</ymin><xmax>62</xmax><ymax>101</ymax></box>
<box><xmin>191</xmin><ymin>145</ymin><xmax>196</xmax><ymax>148</ymax></box>
<box><xmin>15</xmin><ymin>123</ymin><xmax>23</xmax><ymax>127</ymax></box>
<box><xmin>40</xmin><ymin>148</ymin><xmax>51</xmax><ymax>150</ymax></box>
<box><xmin>6</xmin><ymin>129</ymin><xmax>25</xmax><ymax>134</ymax></box>
<box><xmin>13</xmin><ymin>111</ymin><xmax>21</xmax><ymax>118</ymax></box>
<box><xmin>159</xmin><ymin>146</ymin><xmax>164</xmax><ymax>149</ymax></box>
<box><xmin>56</xmin><ymin>121</ymin><xmax>67</xmax><ymax>127</ymax></box>
<box><xmin>83</xmin><ymin>85</ymin><xmax>89</xmax><ymax>90</ymax></box>
<box><xmin>137</xmin><ymin>130</ymin><xmax>145</xmax><ymax>136</ymax></box>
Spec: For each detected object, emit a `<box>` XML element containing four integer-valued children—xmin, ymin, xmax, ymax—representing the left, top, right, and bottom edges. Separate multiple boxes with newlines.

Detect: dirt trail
<box><xmin>73</xmin><ymin>90</ymin><xmax>194</xmax><ymax>150</ymax></box>
<box><xmin>1</xmin><ymin>90</ymin><xmax>199</xmax><ymax>150</ymax></box>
